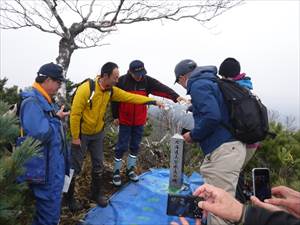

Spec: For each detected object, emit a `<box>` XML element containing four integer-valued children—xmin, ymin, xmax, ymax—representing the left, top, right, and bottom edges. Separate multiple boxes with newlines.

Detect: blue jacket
<box><xmin>187</xmin><ymin>66</ymin><xmax>234</xmax><ymax>155</ymax></box>
<box><xmin>18</xmin><ymin>88</ymin><xmax>67</xmax><ymax>184</ymax></box>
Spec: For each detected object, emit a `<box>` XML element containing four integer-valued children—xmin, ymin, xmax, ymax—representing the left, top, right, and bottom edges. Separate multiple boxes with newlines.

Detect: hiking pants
<box><xmin>200</xmin><ymin>141</ymin><xmax>246</xmax><ymax>225</ymax></box>
<box><xmin>30</xmin><ymin>151</ymin><xmax>65</xmax><ymax>225</ymax></box>
<box><xmin>115</xmin><ymin>125</ymin><xmax>144</xmax><ymax>159</ymax></box>
<box><xmin>71</xmin><ymin>131</ymin><xmax>104</xmax><ymax>176</ymax></box>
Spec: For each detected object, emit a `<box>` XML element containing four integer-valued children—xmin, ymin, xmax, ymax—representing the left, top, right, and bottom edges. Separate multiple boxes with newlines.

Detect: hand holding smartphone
<box><xmin>252</xmin><ymin>168</ymin><xmax>272</xmax><ymax>201</ymax></box>
<box><xmin>167</xmin><ymin>194</ymin><xmax>203</xmax><ymax>218</ymax></box>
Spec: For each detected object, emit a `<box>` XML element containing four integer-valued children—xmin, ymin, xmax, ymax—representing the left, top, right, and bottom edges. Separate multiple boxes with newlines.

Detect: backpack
<box><xmin>216</xmin><ymin>78</ymin><xmax>270</xmax><ymax>144</ymax></box>
<box><xmin>71</xmin><ymin>78</ymin><xmax>114</xmax><ymax>110</ymax></box>
<box><xmin>71</xmin><ymin>78</ymin><xmax>95</xmax><ymax>110</ymax></box>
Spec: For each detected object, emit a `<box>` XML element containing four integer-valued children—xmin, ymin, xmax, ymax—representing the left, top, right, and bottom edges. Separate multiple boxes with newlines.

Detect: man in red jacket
<box><xmin>111</xmin><ymin>60</ymin><xmax>185</xmax><ymax>186</ymax></box>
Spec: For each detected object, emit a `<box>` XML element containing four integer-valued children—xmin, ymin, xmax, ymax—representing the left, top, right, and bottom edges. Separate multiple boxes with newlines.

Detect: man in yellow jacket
<box><xmin>66</xmin><ymin>62</ymin><xmax>163</xmax><ymax>210</ymax></box>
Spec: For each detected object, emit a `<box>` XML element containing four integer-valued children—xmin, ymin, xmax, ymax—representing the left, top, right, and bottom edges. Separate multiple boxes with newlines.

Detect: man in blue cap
<box><xmin>18</xmin><ymin>62</ymin><xmax>70</xmax><ymax>225</ymax></box>
<box><xmin>111</xmin><ymin>60</ymin><xmax>186</xmax><ymax>186</ymax></box>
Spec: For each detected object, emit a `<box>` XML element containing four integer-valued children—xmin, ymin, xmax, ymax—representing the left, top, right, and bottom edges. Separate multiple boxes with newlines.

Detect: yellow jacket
<box><xmin>70</xmin><ymin>77</ymin><xmax>156</xmax><ymax>139</ymax></box>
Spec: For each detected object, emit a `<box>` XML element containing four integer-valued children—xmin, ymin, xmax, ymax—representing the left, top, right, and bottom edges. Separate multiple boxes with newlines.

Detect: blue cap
<box><xmin>37</xmin><ymin>62</ymin><xmax>65</xmax><ymax>81</ymax></box>
<box><xmin>129</xmin><ymin>60</ymin><xmax>147</xmax><ymax>76</ymax></box>
<box><xmin>174</xmin><ymin>59</ymin><xmax>197</xmax><ymax>83</ymax></box>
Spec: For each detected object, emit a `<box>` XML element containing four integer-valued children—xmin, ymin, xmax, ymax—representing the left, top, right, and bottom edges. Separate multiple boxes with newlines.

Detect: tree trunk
<box><xmin>56</xmin><ymin>37</ymin><xmax>76</xmax><ymax>104</ymax></box>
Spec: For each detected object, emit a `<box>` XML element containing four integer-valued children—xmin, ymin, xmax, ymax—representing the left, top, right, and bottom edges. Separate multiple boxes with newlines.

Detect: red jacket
<box><xmin>111</xmin><ymin>73</ymin><xmax>179</xmax><ymax>126</ymax></box>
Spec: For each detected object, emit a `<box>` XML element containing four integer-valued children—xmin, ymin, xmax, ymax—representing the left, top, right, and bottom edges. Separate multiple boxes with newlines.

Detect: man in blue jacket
<box><xmin>19</xmin><ymin>62</ymin><xmax>69</xmax><ymax>225</ymax></box>
<box><xmin>174</xmin><ymin>59</ymin><xmax>247</xmax><ymax>225</ymax></box>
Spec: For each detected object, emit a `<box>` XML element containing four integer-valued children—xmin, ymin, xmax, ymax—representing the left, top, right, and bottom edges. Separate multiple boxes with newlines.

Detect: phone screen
<box><xmin>252</xmin><ymin>168</ymin><xmax>271</xmax><ymax>201</ymax></box>
<box><xmin>166</xmin><ymin>194</ymin><xmax>202</xmax><ymax>218</ymax></box>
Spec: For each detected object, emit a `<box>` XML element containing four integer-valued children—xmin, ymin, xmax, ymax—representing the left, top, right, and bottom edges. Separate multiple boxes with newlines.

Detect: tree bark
<box><xmin>56</xmin><ymin>37</ymin><xmax>76</xmax><ymax>104</ymax></box>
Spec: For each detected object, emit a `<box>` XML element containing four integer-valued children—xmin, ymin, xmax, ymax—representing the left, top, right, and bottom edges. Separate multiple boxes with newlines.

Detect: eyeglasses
<box><xmin>175</xmin><ymin>75</ymin><xmax>182</xmax><ymax>83</ymax></box>
<box><xmin>50</xmin><ymin>78</ymin><xmax>62</xmax><ymax>85</ymax></box>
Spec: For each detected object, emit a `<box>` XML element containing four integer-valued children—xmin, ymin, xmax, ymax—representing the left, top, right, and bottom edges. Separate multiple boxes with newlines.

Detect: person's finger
<box><xmin>251</xmin><ymin>196</ymin><xmax>265</xmax><ymax>207</ymax></box>
<box><xmin>179</xmin><ymin>217</ymin><xmax>190</xmax><ymax>225</ymax></box>
<box><xmin>265</xmin><ymin>198</ymin><xmax>287</xmax><ymax>206</ymax></box>
<box><xmin>265</xmin><ymin>198</ymin><xmax>300</xmax><ymax>212</ymax></box>
<box><xmin>194</xmin><ymin>184</ymin><xmax>215</xmax><ymax>198</ymax></box>
<box><xmin>251</xmin><ymin>196</ymin><xmax>282</xmax><ymax>212</ymax></box>
<box><xmin>170</xmin><ymin>222</ymin><xmax>179</xmax><ymax>225</ymax></box>
<box><xmin>194</xmin><ymin>184</ymin><xmax>209</xmax><ymax>196</ymax></box>
<box><xmin>287</xmin><ymin>209</ymin><xmax>300</xmax><ymax>219</ymax></box>
<box><xmin>195</xmin><ymin>218</ymin><xmax>202</xmax><ymax>225</ymax></box>
<box><xmin>198</xmin><ymin>200</ymin><xmax>215</xmax><ymax>213</ymax></box>
<box><xmin>271</xmin><ymin>186</ymin><xmax>287</xmax><ymax>197</ymax></box>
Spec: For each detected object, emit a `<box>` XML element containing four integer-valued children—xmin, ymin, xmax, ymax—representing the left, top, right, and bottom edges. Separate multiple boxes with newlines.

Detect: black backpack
<box><xmin>71</xmin><ymin>78</ymin><xmax>113</xmax><ymax>109</ymax></box>
<box><xmin>71</xmin><ymin>78</ymin><xmax>95</xmax><ymax>109</ymax></box>
<box><xmin>216</xmin><ymin>78</ymin><xmax>270</xmax><ymax>144</ymax></box>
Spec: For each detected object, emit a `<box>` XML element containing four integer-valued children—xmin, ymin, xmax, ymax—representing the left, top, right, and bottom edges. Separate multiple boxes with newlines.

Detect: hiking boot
<box><xmin>65</xmin><ymin>196</ymin><xmax>83</xmax><ymax>213</ymax></box>
<box><xmin>126</xmin><ymin>167</ymin><xmax>139</xmax><ymax>182</ymax></box>
<box><xmin>91</xmin><ymin>173</ymin><xmax>109</xmax><ymax>207</ymax></box>
<box><xmin>64</xmin><ymin>179</ymin><xmax>83</xmax><ymax>212</ymax></box>
<box><xmin>91</xmin><ymin>193</ymin><xmax>109</xmax><ymax>208</ymax></box>
<box><xmin>112</xmin><ymin>170</ymin><xmax>122</xmax><ymax>187</ymax></box>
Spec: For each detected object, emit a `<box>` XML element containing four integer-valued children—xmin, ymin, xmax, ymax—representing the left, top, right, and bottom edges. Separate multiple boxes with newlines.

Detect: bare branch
<box><xmin>0</xmin><ymin>0</ymin><xmax>62</xmax><ymax>35</ymax></box>
<box><xmin>84</xmin><ymin>0</ymin><xmax>96</xmax><ymax>22</ymax></box>
<box><xmin>61</xmin><ymin>0</ymin><xmax>84</xmax><ymax>20</ymax></box>
<box><xmin>42</xmin><ymin>0</ymin><xmax>70</xmax><ymax>37</ymax></box>
<box><xmin>110</xmin><ymin>0</ymin><xmax>125</xmax><ymax>25</ymax></box>
<box><xmin>0</xmin><ymin>0</ymin><xmax>243</xmax><ymax>82</ymax></box>
<box><xmin>284</xmin><ymin>116</ymin><xmax>297</xmax><ymax>132</ymax></box>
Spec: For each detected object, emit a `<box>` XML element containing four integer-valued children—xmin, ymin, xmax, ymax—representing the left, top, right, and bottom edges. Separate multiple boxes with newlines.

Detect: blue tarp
<box><xmin>82</xmin><ymin>168</ymin><xmax>204</xmax><ymax>225</ymax></box>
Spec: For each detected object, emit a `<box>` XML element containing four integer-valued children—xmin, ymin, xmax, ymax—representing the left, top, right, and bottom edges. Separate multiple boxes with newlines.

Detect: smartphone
<box><xmin>252</xmin><ymin>168</ymin><xmax>271</xmax><ymax>201</ymax></box>
<box><xmin>166</xmin><ymin>194</ymin><xmax>203</xmax><ymax>218</ymax></box>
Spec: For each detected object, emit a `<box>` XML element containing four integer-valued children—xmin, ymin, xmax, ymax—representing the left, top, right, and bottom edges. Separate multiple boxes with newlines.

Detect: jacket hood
<box><xmin>21</xmin><ymin>88</ymin><xmax>53</xmax><ymax>112</ymax></box>
<box><xmin>236</xmin><ymin>77</ymin><xmax>253</xmax><ymax>90</ymax></box>
<box><xmin>187</xmin><ymin>66</ymin><xmax>218</xmax><ymax>94</ymax></box>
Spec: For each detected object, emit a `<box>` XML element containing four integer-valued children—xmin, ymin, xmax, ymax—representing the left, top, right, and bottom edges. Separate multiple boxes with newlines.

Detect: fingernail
<box><xmin>264</xmin><ymin>199</ymin><xmax>269</xmax><ymax>203</ymax></box>
<box><xmin>198</xmin><ymin>201</ymin><xmax>203</xmax><ymax>208</ymax></box>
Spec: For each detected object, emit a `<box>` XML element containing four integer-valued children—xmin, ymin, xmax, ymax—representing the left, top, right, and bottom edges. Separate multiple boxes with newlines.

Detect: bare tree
<box><xmin>284</xmin><ymin>115</ymin><xmax>297</xmax><ymax>132</ymax></box>
<box><xmin>268</xmin><ymin>109</ymin><xmax>280</xmax><ymax>123</ymax></box>
<box><xmin>0</xmin><ymin>0</ymin><xmax>242</xmax><ymax>98</ymax></box>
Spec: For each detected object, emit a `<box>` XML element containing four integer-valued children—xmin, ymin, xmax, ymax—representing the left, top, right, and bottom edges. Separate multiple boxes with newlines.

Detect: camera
<box><xmin>252</xmin><ymin>168</ymin><xmax>271</xmax><ymax>201</ymax></box>
<box><xmin>166</xmin><ymin>194</ymin><xmax>203</xmax><ymax>218</ymax></box>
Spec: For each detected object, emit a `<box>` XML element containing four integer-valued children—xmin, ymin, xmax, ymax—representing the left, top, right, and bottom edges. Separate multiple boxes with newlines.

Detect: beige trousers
<box><xmin>243</xmin><ymin>146</ymin><xmax>257</xmax><ymax>168</ymax></box>
<box><xmin>200</xmin><ymin>141</ymin><xmax>246</xmax><ymax>225</ymax></box>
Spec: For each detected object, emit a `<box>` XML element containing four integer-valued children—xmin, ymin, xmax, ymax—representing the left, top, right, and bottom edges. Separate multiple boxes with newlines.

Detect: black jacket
<box><xmin>111</xmin><ymin>73</ymin><xmax>179</xmax><ymax>126</ymax></box>
<box><xmin>245</xmin><ymin>206</ymin><xmax>300</xmax><ymax>225</ymax></box>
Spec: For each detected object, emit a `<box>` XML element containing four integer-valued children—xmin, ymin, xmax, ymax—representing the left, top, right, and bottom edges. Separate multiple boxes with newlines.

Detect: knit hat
<box><xmin>174</xmin><ymin>59</ymin><xmax>197</xmax><ymax>83</ymax></box>
<box><xmin>37</xmin><ymin>62</ymin><xmax>65</xmax><ymax>81</ymax></box>
<box><xmin>219</xmin><ymin>58</ymin><xmax>241</xmax><ymax>78</ymax></box>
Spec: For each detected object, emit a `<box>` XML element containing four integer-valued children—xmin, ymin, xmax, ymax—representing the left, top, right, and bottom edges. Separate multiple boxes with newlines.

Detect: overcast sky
<box><xmin>0</xmin><ymin>0</ymin><xmax>299</xmax><ymax>128</ymax></box>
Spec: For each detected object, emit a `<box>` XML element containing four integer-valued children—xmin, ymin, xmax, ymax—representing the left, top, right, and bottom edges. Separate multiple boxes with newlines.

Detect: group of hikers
<box><xmin>17</xmin><ymin>58</ymin><xmax>300</xmax><ymax>225</ymax></box>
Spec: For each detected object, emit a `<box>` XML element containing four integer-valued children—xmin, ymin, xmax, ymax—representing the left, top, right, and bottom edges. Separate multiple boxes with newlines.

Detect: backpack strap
<box><xmin>19</xmin><ymin>96</ymin><xmax>36</xmax><ymax>137</ymax></box>
<box><xmin>110</xmin><ymin>86</ymin><xmax>114</xmax><ymax>98</ymax></box>
<box><xmin>87</xmin><ymin>79</ymin><xmax>95</xmax><ymax>109</ymax></box>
